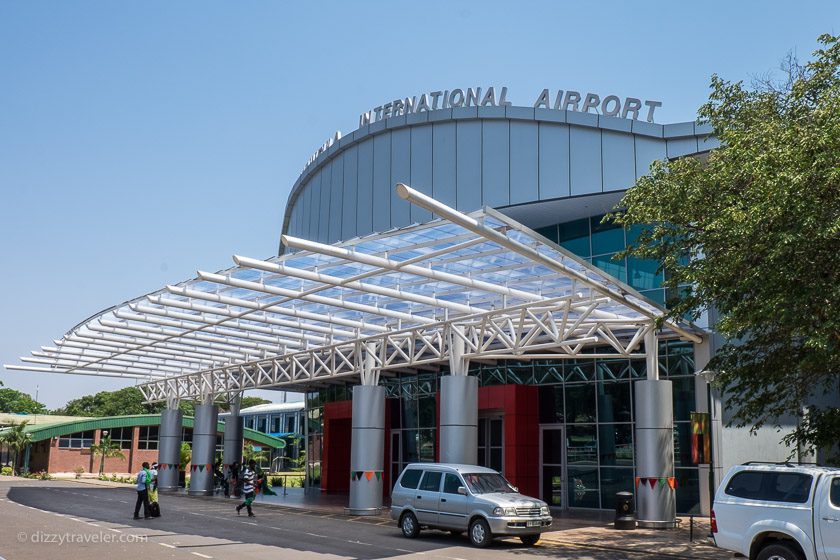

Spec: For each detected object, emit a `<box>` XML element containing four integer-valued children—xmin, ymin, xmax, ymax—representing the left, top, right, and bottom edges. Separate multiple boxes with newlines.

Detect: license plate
<box><xmin>527</xmin><ymin>520</ymin><xmax>541</xmax><ymax>528</ymax></box>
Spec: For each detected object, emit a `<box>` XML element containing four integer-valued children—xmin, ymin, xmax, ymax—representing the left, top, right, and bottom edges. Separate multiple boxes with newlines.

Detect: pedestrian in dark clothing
<box><xmin>133</xmin><ymin>461</ymin><xmax>152</xmax><ymax>519</ymax></box>
<box><xmin>235</xmin><ymin>460</ymin><xmax>257</xmax><ymax>517</ymax></box>
<box><xmin>227</xmin><ymin>460</ymin><xmax>240</xmax><ymax>498</ymax></box>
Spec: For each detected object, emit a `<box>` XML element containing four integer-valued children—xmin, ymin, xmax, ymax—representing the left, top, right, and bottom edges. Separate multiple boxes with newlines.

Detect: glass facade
<box><xmin>306</xmin><ymin>340</ymin><xmax>700</xmax><ymax>513</ymax></box>
<box><xmin>229</xmin><ymin>408</ymin><xmax>305</xmax><ymax>471</ymax></box>
<box><xmin>303</xmin><ymin>213</ymin><xmax>701</xmax><ymax>513</ymax></box>
<box><xmin>536</xmin><ymin>215</ymin><xmax>691</xmax><ymax>306</ymax></box>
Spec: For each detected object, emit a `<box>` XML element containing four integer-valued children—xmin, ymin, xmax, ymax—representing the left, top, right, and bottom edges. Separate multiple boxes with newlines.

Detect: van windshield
<box><xmin>463</xmin><ymin>473</ymin><xmax>516</xmax><ymax>494</ymax></box>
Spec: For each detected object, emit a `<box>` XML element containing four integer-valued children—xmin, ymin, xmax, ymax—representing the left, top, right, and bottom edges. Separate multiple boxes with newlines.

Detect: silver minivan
<box><xmin>390</xmin><ymin>463</ymin><xmax>552</xmax><ymax>547</ymax></box>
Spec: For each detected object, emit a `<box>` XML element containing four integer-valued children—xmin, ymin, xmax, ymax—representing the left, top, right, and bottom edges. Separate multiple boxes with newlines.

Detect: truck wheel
<box><xmin>468</xmin><ymin>518</ymin><xmax>493</xmax><ymax>548</ymax></box>
<box><xmin>400</xmin><ymin>512</ymin><xmax>420</xmax><ymax>538</ymax></box>
<box><xmin>756</xmin><ymin>542</ymin><xmax>803</xmax><ymax>560</ymax></box>
<box><xmin>520</xmin><ymin>534</ymin><xmax>540</xmax><ymax>546</ymax></box>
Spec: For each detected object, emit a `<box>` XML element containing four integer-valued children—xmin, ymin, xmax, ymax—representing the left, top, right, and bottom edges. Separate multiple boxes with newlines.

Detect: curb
<box><xmin>539</xmin><ymin>536</ymin><xmax>722</xmax><ymax>560</ymax></box>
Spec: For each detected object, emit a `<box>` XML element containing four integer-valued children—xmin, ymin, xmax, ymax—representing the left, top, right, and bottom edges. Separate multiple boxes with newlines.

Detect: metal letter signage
<box><xmin>358</xmin><ymin>86</ymin><xmax>513</xmax><ymax>128</ymax></box>
<box><xmin>532</xmin><ymin>88</ymin><xmax>661</xmax><ymax>122</ymax></box>
<box><xmin>302</xmin><ymin>86</ymin><xmax>665</xmax><ymax>170</ymax></box>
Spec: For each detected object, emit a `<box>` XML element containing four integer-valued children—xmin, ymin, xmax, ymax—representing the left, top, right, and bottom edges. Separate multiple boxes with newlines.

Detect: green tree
<box><xmin>180</xmin><ymin>442</ymin><xmax>192</xmax><ymax>472</ymax></box>
<box><xmin>90</xmin><ymin>434</ymin><xmax>126</xmax><ymax>475</ymax></box>
<box><xmin>609</xmin><ymin>34</ymin><xmax>840</xmax><ymax>459</ymax></box>
<box><xmin>0</xmin><ymin>421</ymin><xmax>33</xmax><ymax>474</ymax></box>
<box><xmin>236</xmin><ymin>396</ymin><xmax>272</xmax><ymax>411</ymax></box>
<box><xmin>242</xmin><ymin>444</ymin><xmax>268</xmax><ymax>465</ymax></box>
<box><xmin>52</xmin><ymin>387</ymin><xmax>163</xmax><ymax>416</ymax></box>
<box><xmin>0</xmin><ymin>388</ymin><xmax>47</xmax><ymax>414</ymax></box>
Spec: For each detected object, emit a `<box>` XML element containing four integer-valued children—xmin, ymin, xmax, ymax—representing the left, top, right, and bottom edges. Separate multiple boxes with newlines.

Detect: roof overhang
<box><xmin>5</xmin><ymin>185</ymin><xmax>705</xmax><ymax>403</ymax></box>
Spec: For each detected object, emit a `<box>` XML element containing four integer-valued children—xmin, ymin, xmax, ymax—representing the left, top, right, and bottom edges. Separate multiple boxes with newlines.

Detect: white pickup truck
<box><xmin>713</xmin><ymin>463</ymin><xmax>840</xmax><ymax>560</ymax></box>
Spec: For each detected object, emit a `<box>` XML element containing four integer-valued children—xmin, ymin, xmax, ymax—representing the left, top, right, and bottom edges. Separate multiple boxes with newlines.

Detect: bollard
<box><xmin>615</xmin><ymin>491</ymin><xmax>637</xmax><ymax>530</ymax></box>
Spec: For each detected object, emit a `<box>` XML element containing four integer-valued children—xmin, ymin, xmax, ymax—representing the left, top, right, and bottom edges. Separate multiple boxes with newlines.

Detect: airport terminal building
<box><xmin>9</xmin><ymin>86</ymin><xmax>809</xmax><ymax>524</ymax></box>
<box><xmin>280</xmin><ymin>87</ymin><xmax>722</xmax><ymax>515</ymax></box>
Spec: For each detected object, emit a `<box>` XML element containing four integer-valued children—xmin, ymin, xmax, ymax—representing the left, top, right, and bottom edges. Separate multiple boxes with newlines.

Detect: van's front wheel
<box><xmin>756</xmin><ymin>543</ymin><xmax>804</xmax><ymax>560</ymax></box>
<box><xmin>468</xmin><ymin>518</ymin><xmax>492</xmax><ymax>548</ymax></box>
<box><xmin>400</xmin><ymin>512</ymin><xmax>420</xmax><ymax>539</ymax></box>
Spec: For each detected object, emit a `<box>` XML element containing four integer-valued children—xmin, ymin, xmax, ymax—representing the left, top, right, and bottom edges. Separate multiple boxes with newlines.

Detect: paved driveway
<box><xmin>0</xmin><ymin>479</ymin><xmax>730</xmax><ymax>560</ymax></box>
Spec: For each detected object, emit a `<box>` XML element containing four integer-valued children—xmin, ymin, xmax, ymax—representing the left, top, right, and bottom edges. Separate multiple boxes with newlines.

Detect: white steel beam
<box><xmin>201</xmin><ymin>267</ymin><xmax>479</xmax><ymax>315</ymax></box>
<box><xmin>5</xmin><ymin>364</ymin><xmax>151</xmax><ymax>380</ymax></box>
<box><xmin>46</xmin><ymin>341</ymin><xmax>219</xmax><ymax>367</ymax></box>
<box><xmin>145</xmin><ymin>295</ymin><xmax>385</xmax><ymax>334</ymax></box>
<box><xmin>97</xmin><ymin>319</ymin><xmax>288</xmax><ymax>354</ymax></box>
<box><xmin>395</xmin><ymin>183</ymin><xmax>701</xmax><ymax>343</ymax></box>
<box><xmin>275</xmin><ymin>238</ymin><xmax>545</xmax><ymax>304</ymax></box>
<box><xmin>168</xmin><ymin>283</ymin><xmax>434</xmax><ymax>326</ymax></box>
<box><xmin>32</xmin><ymin>351</ymin><xmax>187</xmax><ymax>375</ymax></box>
<box><xmin>21</xmin><ymin>356</ymin><xmax>176</xmax><ymax>377</ymax></box>
<box><xmin>111</xmin><ymin>311</ymin><xmax>309</xmax><ymax>347</ymax></box>
<box><xmin>119</xmin><ymin>307</ymin><xmax>329</xmax><ymax>346</ymax></box>
<box><xmin>84</xmin><ymin>324</ymin><xmax>270</xmax><ymax>359</ymax></box>
<box><xmin>61</xmin><ymin>334</ymin><xmax>245</xmax><ymax>363</ymax></box>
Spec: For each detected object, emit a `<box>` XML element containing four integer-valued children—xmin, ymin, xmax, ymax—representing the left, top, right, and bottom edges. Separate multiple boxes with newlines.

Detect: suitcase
<box><xmin>149</xmin><ymin>501</ymin><xmax>161</xmax><ymax>518</ymax></box>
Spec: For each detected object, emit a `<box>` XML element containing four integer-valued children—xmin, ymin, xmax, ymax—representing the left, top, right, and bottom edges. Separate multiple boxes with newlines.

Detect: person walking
<box><xmin>225</xmin><ymin>460</ymin><xmax>239</xmax><ymax>498</ymax></box>
<box><xmin>133</xmin><ymin>461</ymin><xmax>152</xmax><ymax>520</ymax></box>
<box><xmin>235</xmin><ymin>460</ymin><xmax>257</xmax><ymax>517</ymax></box>
<box><xmin>230</xmin><ymin>460</ymin><xmax>241</xmax><ymax>498</ymax></box>
<box><xmin>148</xmin><ymin>462</ymin><xmax>161</xmax><ymax>517</ymax></box>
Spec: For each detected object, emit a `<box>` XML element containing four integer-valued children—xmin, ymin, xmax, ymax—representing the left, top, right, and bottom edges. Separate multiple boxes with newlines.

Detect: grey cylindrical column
<box><xmin>158</xmin><ymin>408</ymin><xmax>183</xmax><ymax>492</ymax></box>
<box><xmin>439</xmin><ymin>375</ymin><xmax>478</xmax><ymax>465</ymax></box>
<box><xmin>223</xmin><ymin>411</ymin><xmax>243</xmax><ymax>480</ymax></box>
<box><xmin>189</xmin><ymin>403</ymin><xmax>219</xmax><ymax>496</ymax></box>
<box><xmin>635</xmin><ymin>380</ymin><xmax>676</xmax><ymax>528</ymax></box>
<box><xmin>347</xmin><ymin>385</ymin><xmax>385</xmax><ymax>515</ymax></box>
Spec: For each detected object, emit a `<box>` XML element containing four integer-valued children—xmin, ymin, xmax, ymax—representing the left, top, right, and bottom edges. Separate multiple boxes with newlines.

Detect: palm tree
<box><xmin>90</xmin><ymin>434</ymin><xmax>125</xmax><ymax>475</ymax></box>
<box><xmin>179</xmin><ymin>442</ymin><xmax>192</xmax><ymax>487</ymax></box>
<box><xmin>1</xmin><ymin>421</ymin><xmax>33</xmax><ymax>474</ymax></box>
<box><xmin>242</xmin><ymin>444</ymin><xmax>268</xmax><ymax>465</ymax></box>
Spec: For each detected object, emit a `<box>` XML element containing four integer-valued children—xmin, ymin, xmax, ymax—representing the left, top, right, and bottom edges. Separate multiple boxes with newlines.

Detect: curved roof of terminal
<box><xmin>5</xmin><ymin>186</ymin><xmax>703</xmax><ymax>401</ymax></box>
<box><xmin>283</xmin><ymin>105</ymin><xmax>717</xmax><ymax>232</ymax></box>
<box><xmin>0</xmin><ymin>414</ymin><xmax>286</xmax><ymax>448</ymax></box>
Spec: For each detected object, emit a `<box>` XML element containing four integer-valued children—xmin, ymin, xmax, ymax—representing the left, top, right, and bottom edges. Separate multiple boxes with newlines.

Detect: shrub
<box><xmin>1</xmin><ymin>466</ymin><xmax>13</xmax><ymax>476</ymax></box>
<box><xmin>73</xmin><ymin>466</ymin><xmax>84</xmax><ymax>479</ymax></box>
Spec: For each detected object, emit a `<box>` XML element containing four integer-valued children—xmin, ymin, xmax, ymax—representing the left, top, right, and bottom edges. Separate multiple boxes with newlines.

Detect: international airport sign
<box><xmin>359</xmin><ymin>86</ymin><xmax>662</xmax><ymax>127</ymax></box>
<box><xmin>305</xmin><ymin>86</ymin><xmax>663</xmax><ymax>172</ymax></box>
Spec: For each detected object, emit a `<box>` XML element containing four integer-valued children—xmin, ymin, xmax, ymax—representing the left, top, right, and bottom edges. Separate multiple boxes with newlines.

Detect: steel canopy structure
<box><xmin>6</xmin><ymin>185</ymin><xmax>702</xmax><ymax>403</ymax></box>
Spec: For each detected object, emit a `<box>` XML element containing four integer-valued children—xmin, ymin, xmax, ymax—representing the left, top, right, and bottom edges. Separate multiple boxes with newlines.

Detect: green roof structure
<box><xmin>0</xmin><ymin>414</ymin><xmax>285</xmax><ymax>449</ymax></box>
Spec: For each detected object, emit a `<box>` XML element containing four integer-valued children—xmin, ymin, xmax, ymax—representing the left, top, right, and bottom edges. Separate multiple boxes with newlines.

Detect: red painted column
<box><xmin>477</xmin><ymin>384</ymin><xmax>540</xmax><ymax>497</ymax></box>
<box><xmin>323</xmin><ymin>401</ymin><xmax>352</xmax><ymax>494</ymax></box>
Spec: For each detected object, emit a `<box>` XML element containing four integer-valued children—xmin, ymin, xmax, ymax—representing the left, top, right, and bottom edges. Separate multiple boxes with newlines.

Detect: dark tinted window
<box><xmin>399</xmin><ymin>469</ymin><xmax>422</xmax><ymax>489</ymax></box>
<box><xmin>443</xmin><ymin>473</ymin><xmax>462</xmax><ymax>494</ymax></box>
<box><xmin>725</xmin><ymin>471</ymin><xmax>813</xmax><ymax>503</ymax></box>
<box><xmin>420</xmin><ymin>471</ymin><xmax>443</xmax><ymax>492</ymax></box>
<box><xmin>830</xmin><ymin>477</ymin><xmax>840</xmax><ymax>508</ymax></box>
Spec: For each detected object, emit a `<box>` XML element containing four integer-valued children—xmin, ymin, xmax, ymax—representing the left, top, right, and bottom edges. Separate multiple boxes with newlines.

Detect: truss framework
<box><xmin>6</xmin><ymin>185</ymin><xmax>703</xmax><ymax>402</ymax></box>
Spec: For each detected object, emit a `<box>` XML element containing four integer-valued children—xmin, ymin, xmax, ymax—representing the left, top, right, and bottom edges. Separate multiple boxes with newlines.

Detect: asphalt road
<box><xmin>0</xmin><ymin>478</ymin><xmax>682</xmax><ymax>560</ymax></box>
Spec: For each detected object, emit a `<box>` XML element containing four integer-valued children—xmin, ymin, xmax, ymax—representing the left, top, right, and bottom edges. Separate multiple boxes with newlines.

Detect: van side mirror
<box><xmin>457</xmin><ymin>486</ymin><xmax>466</xmax><ymax>495</ymax></box>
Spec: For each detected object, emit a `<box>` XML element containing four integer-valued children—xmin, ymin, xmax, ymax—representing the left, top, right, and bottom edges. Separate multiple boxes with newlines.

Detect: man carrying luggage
<box><xmin>133</xmin><ymin>461</ymin><xmax>152</xmax><ymax>520</ymax></box>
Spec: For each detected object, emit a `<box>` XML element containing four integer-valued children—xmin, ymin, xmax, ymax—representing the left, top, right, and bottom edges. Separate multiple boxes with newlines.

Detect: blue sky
<box><xmin>1</xmin><ymin>1</ymin><xmax>836</xmax><ymax>408</ymax></box>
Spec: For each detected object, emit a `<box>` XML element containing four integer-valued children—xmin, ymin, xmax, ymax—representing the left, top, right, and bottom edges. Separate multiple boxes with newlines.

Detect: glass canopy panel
<box><xmin>8</xmin><ymin>205</ymin><xmax>701</xmax><ymax>389</ymax></box>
